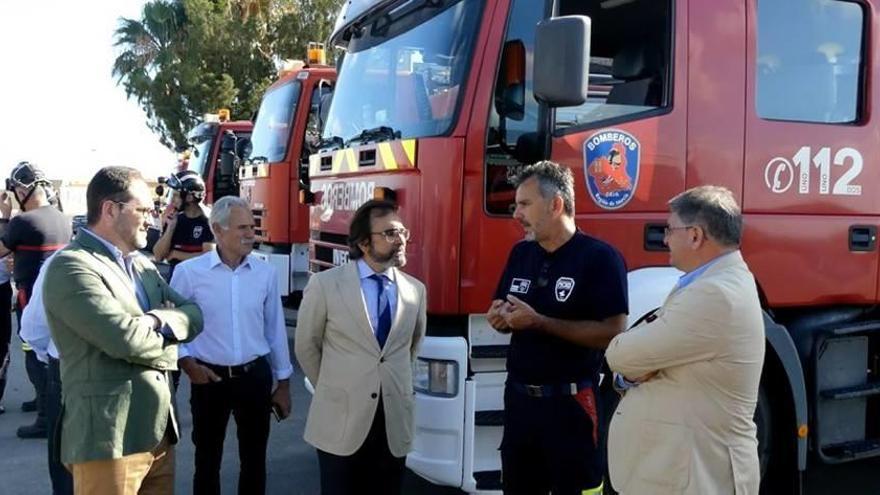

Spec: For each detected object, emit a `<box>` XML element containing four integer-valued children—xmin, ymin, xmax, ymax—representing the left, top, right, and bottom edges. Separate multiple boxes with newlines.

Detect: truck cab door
<box><xmin>742</xmin><ymin>0</ymin><xmax>877</xmax><ymax>305</ymax></box>
<box><xmin>468</xmin><ymin>0</ymin><xmax>686</xmax><ymax>310</ymax></box>
<box><xmin>545</xmin><ymin>0</ymin><xmax>685</xmax><ymax>263</ymax></box>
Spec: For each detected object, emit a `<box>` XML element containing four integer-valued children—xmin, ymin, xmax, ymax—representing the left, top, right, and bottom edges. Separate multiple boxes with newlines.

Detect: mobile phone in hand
<box><xmin>271</xmin><ymin>403</ymin><xmax>282</xmax><ymax>422</ymax></box>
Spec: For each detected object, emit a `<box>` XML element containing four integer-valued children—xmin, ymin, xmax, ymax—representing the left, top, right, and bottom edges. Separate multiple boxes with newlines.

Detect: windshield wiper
<box><xmin>344</xmin><ymin>126</ymin><xmax>402</xmax><ymax>147</ymax></box>
<box><xmin>371</xmin><ymin>0</ymin><xmax>447</xmax><ymax>37</ymax></box>
<box><xmin>247</xmin><ymin>156</ymin><xmax>269</xmax><ymax>165</ymax></box>
<box><xmin>318</xmin><ymin>136</ymin><xmax>344</xmax><ymax>152</ymax></box>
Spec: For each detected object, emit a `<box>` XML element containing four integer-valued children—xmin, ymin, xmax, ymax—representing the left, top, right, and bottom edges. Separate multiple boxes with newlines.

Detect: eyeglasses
<box><xmin>663</xmin><ymin>224</ymin><xmax>695</xmax><ymax>236</ymax></box>
<box><xmin>371</xmin><ymin>228</ymin><xmax>411</xmax><ymax>243</ymax></box>
<box><xmin>114</xmin><ymin>201</ymin><xmax>152</xmax><ymax>218</ymax></box>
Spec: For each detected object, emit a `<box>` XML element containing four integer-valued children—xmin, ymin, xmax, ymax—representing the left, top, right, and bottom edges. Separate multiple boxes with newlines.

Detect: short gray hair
<box><xmin>668</xmin><ymin>185</ymin><xmax>742</xmax><ymax>247</ymax></box>
<box><xmin>510</xmin><ymin>161</ymin><xmax>575</xmax><ymax>216</ymax></box>
<box><xmin>210</xmin><ymin>196</ymin><xmax>251</xmax><ymax>235</ymax></box>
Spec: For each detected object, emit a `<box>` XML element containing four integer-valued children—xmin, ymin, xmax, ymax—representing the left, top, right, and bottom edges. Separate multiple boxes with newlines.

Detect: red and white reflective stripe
<box><xmin>16</xmin><ymin>244</ymin><xmax>65</xmax><ymax>252</ymax></box>
<box><xmin>173</xmin><ymin>245</ymin><xmax>204</xmax><ymax>253</ymax></box>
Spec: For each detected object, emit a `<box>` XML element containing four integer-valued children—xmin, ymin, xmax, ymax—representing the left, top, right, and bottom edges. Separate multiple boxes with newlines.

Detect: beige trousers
<box><xmin>70</xmin><ymin>435</ymin><xmax>174</xmax><ymax>495</ymax></box>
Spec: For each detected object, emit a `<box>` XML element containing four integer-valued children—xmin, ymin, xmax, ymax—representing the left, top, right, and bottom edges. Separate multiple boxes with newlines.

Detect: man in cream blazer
<box><xmin>606</xmin><ymin>186</ymin><xmax>764</xmax><ymax>495</ymax></box>
<box><xmin>296</xmin><ymin>200</ymin><xmax>426</xmax><ymax>495</ymax></box>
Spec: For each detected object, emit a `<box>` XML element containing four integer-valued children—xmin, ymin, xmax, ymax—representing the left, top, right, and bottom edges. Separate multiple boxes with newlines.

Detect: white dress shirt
<box><xmin>170</xmin><ymin>249</ymin><xmax>293</xmax><ymax>380</ymax></box>
<box><xmin>20</xmin><ymin>251</ymin><xmax>59</xmax><ymax>363</ymax></box>
<box><xmin>0</xmin><ymin>252</ymin><xmax>9</xmax><ymax>285</ymax></box>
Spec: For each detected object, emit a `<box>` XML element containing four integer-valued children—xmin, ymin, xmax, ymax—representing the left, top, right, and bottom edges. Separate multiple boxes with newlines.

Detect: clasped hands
<box><xmin>487</xmin><ymin>296</ymin><xmax>658</xmax><ymax>385</ymax></box>
<box><xmin>486</xmin><ymin>295</ymin><xmax>543</xmax><ymax>333</ymax></box>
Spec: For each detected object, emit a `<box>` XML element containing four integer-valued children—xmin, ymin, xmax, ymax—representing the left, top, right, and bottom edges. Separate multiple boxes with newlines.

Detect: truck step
<box><xmin>820</xmin><ymin>382</ymin><xmax>880</xmax><ymax>400</ymax></box>
<box><xmin>822</xmin><ymin>320</ymin><xmax>880</xmax><ymax>337</ymax></box>
<box><xmin>474</xmin><ymin>470</ymin><xmax>502</xmax><ymax>491</ymax></box>
<box><xmin>471</xmin><ymin>345</ymin><xmax>508</xmax><ymax>359</ymax></box>
<box><xmin>475</xmin><ymin>410</ymin><xmax>504</xmax><ymax>426</ymax></box>
<box><xmin>821</xmin><ymin>439</ymin><xmax>880</xmax><ymax>462</ymax></box>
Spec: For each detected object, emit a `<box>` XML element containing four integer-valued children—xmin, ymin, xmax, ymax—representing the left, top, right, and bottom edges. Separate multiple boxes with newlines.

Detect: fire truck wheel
<box><xmin>754</xmin><ymin>365</ymin><xmax>798</xmax><ymax>494</ymax></box>
<box><xmin>755</xmin><ymin>384</ymin><xmax>772</xmax><ymax>479</ymax></box>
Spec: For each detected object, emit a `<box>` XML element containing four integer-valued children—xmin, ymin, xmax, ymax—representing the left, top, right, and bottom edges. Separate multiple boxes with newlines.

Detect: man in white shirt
<box><xmin>20</xmin><ymin>250</ymin><xmax>73</xmax><ymax>495</ymax></box>
<box><xmin>171</xmin><ymin>196</ymin><xmax>292</xmax><ymax>495</ymax></box>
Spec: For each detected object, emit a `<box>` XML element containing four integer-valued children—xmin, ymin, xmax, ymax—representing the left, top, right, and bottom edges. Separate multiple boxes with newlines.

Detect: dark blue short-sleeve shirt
<box><xmin>494</xmin><ymin>231</ymin><xmax>628</xmax><ymax>384</ymax></box>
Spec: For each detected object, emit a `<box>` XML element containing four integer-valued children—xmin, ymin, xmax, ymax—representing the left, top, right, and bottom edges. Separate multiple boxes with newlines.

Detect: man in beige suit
<box><xmin>606</xmin><ymin>185</ymin><xmax>764</xmax><ymax>495</ymax></box>
<box><xmin>295</xmin><ymin>199</ymin><xmax>426</xmax><ymax>495</ymax></box>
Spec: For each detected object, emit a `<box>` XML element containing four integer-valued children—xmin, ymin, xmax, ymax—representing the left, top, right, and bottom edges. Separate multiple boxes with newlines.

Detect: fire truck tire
<box><xmin>755</xmin><ymin>384</ymin><xmax>772</xmax><ymax>479</ymax></box>
<box><xmin>755</xmin><ymin>358</ymin><xmax>799</xmax><ymax>494</ymax></box>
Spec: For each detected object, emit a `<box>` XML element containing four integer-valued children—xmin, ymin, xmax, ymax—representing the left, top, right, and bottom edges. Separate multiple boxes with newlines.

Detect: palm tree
<box><xmin>112</xmin><ymin>1</ymin><xmax>190</xmax><ymax>149</ymax></box>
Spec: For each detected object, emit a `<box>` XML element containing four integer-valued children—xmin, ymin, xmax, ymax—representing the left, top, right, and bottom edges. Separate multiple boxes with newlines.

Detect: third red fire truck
<box><xmin>182</xmin><ymin>109</ymin><xmax>252</xmax><ymax>204</ymax></box>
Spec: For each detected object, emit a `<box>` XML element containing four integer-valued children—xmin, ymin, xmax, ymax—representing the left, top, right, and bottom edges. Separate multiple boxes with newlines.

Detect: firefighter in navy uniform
<box><xmin>0</xmin><ymin>161</ymin><xmax>71</xmax><ymax>439</ymax></box>
<box><xmin>153</xmin><ymin>170</ymin><xmax>214</xmax><ymax>278</ymax></box>
<box><xmin>487</xmin><ymin>162</ymin><xmax>628</xmax><ymax>495</ymax></box>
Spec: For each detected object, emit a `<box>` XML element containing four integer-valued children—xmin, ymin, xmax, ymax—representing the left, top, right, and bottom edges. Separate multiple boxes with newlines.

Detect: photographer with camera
<box><xmin>153</xmin><ymin>170</ymin><xmax>214</xmax><ymax>279</ymax></box>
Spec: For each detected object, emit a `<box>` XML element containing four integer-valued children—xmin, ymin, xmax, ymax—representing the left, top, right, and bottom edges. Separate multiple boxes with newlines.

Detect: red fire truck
<box><xmin>309</xmin><ymin>0</ymin><xmax>872</xmax><ymax>492</ymax></box>
<box><xmin>240</xmin><ymin>52</ymin><xmax>336</xmax><ymax>299</ymax></box>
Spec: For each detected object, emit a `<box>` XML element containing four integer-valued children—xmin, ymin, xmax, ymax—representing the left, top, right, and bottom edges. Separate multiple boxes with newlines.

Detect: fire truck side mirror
<box><xmin>219</xmin><ymin>132</ymin><xmax>241</xmax><ymax>177</ymax></box>
<box><xmin>495</xmin><ymin>40</ymin><xmax>526</xmax><ymax>121</ymax></box>
<box><xmin>234</xmin><ymin>137</ymin><xmax>252</xmax><ymax>160</ymax></box>
<box><xmin>533</xmin><ymin>16</ymin><xmax>591</xmax><ymax>107</ymax></box>
<box><xmin>220</xmin><ymin>153</ymin><xmax>235</xmax><ymax>177</ymax></box>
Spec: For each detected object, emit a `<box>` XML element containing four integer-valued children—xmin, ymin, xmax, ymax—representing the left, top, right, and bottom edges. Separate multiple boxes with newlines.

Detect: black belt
<box><xmin>197</xmin><ymin>356</ymin><xmax>265</xmax><ymax>379</ymax></box>
<box><xmin>509</xmin><ymin>379</ymin><xmax>593</xmax><ymax>398</ymax></box>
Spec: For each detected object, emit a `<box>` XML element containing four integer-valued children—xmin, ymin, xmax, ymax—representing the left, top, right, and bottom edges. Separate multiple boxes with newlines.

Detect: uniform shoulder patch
<box><xmin>510</xmin><ymin>278</ymin><xmax>531</xmax><ymax>294</ymax></box>
<box><xmin>555</xmin><ymin>277</ymin><xmax>575</xmax><ymax>302</ymax></box>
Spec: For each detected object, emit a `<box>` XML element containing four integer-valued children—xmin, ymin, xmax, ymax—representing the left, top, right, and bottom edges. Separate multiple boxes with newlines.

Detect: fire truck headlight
<box><xmin>413</xmin><ymin>358</ymin><xmax>458</xmax><ymax>397</ymax></box>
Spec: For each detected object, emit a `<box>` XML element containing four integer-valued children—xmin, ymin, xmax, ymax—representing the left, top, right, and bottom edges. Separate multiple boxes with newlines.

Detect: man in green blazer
<box><xmin>44</xmin><ymin>166</ymin><xmax>203</xmax><ymax>495</ymax></box>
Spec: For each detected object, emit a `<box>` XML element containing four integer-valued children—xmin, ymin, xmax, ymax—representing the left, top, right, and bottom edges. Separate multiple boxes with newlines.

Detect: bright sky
<box><xmin>0</xmin><ymin>1</ymin><xmax>177</xmax><ymax>183</ymax></box>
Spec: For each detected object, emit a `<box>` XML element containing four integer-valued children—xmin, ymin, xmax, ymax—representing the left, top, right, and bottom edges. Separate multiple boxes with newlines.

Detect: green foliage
<box><xmin>272</xmin><ymin>0</ymin><xmax>341</xmax><ymax>60</ymax></box>
<box><xmin>113</xmin><ymin>0</ymin><xmax>342</xmax><ymax>150</ymax></box>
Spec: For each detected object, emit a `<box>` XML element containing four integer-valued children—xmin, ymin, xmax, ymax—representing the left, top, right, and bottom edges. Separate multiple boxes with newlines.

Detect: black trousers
<box><xmin>500</xmin><ymin>383</ymin><xmax>603</xmax><ymax>495</ymax></box>
<box><xmin>190</xmin><ymin>356</ymin><xmax>273</xmax><ymax>495</ymax></box>
<box><xmin>0</xmin><ymin>281</ymin><xmax>11</xmax><ymax>404</ymax></box>
<box><xmin>47</xmin><ymin>357</ymin><xmax>73</xmax><ymax>495</ymax></box>
<box><xmin>17</xmin><ymin>283</ymin><xmax>47</xmax><ymax>425</ymax></box>
<box><xmin>317</xmin><ymin>399</ymin><xmax>405</xmax><ymax>495</ymax></box>
<box><xmin>23</xmin><ymin>349</ymin><xmax>47</xmax><ymax>426</ymax></box>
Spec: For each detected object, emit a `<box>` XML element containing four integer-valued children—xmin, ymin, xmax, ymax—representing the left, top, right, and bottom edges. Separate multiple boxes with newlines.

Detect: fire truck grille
<box><xmin>310</xmin><ymin>230</ymin><xmax>348</xmax><ymax>272</ymax></box>
<box><xmin>251</xmin><ymin>208</ymin><xmax>265</xmax><ymax>239</ymax></box>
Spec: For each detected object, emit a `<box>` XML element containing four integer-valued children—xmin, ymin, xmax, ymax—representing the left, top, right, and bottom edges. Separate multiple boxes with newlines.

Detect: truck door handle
<box><xmin>849</xmin><ymin>225</ymin><xmax>877</xmax><ymax>252</ymax></box>
<box><xmin>644</xmin><ymin>223</ymin><xmax>668</xmax><ymax>252</ymax></box>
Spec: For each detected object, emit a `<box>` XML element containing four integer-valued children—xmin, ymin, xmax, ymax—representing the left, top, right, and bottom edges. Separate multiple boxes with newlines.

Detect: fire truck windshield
<box><xmin>323</xmin><ymin>0</ymin><xmax>482</xmax><ymax>146</ymax></box>
<box><xmin>249</xmin><ymin>80</ymin><xmax>302</xmax><ymax>163</ymax></box>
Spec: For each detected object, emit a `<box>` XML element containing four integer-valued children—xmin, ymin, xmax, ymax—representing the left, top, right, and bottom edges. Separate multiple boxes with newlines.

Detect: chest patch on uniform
<box><xmin>510</xmin><ymin>278</ymin><xmax>531</xmax><ymax>294</ymax></box>
<box><xmin>555</xmin><ymin>277</ymin><xmax>575</xmax><ymax>302</ymax></box>
<box><xmin>193</xmin><ymin>226</ymin><xmax>204</xmax><ymax>239</ymax></box>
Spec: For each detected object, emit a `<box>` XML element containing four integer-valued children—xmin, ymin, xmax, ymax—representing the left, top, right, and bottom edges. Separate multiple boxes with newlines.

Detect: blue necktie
<box><xmin>370</xmin><ymin>274</ymin><xmax>392</xmax><ymax>348</ymax></box>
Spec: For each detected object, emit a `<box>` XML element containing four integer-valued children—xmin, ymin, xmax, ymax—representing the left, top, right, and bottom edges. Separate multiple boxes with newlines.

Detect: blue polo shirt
<box><xmin>494</xmin><ymin>231</ymin><xmax>629</xmax><ymax>385</ymax></box>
